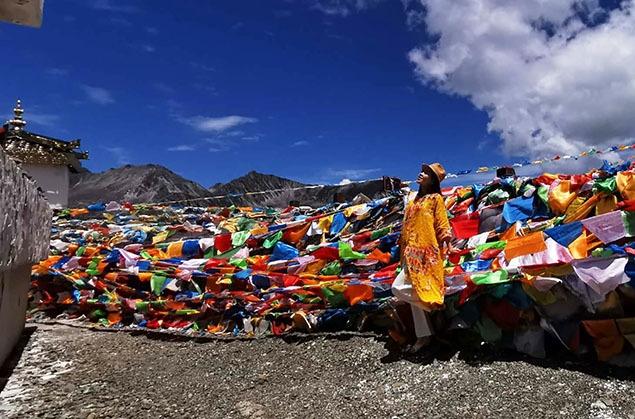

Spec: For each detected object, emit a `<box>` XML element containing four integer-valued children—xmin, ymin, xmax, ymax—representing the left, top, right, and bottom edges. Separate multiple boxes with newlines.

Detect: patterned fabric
<box><xmin>401</xmin><ymin>194</ymin><xmax>451</xmax><ymax>307</ymax></box>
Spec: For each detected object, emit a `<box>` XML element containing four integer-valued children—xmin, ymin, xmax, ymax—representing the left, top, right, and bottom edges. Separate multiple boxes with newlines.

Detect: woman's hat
<box><xmin>422</xmin><ymin>162</ymin><xmax>446</xmax><ymax>183</ymax></box>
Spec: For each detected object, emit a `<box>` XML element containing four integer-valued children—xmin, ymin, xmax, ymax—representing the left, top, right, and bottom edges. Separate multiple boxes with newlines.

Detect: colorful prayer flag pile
<box><xmin>29</xmin><ymin>159</ymin><xmax>635</xmax><ymax>363</ymax></box>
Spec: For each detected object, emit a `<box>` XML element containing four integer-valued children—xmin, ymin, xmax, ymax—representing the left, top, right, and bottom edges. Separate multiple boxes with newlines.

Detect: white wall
<box><xmin>22</xmin><ymin>164</ymin><xmax>69</xmax><ymax>208</ymax></box>
<box><xmin>0</xmin><ymin>150</ymin><xmax>52</xmax><ymax>366</ymax></box>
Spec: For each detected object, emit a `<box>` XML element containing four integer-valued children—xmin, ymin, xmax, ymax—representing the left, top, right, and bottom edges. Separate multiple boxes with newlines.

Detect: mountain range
<box><xmin>69</xmin><ymin>165</ymin><xmax>397</xmax><ymax>208</ymax></box>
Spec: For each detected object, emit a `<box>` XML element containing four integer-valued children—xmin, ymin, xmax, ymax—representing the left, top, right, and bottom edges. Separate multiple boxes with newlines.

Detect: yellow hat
<box><xmin>422</xmin><ymin>162</ymin><xmax>446</xmax><ymax>184</ymax></box>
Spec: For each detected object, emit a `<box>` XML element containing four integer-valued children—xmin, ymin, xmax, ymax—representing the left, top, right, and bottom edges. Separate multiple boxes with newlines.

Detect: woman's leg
<box><xmin>410</xmin><ymin>303</ymin><xmax>433</xmax><ymax>338</ymax></box>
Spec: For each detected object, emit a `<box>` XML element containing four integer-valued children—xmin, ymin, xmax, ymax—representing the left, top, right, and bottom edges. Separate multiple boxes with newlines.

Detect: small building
<box><xmin>0</xmin><ymin>100</ymin><xmax>88</xmax><ymax>208</ymax></box>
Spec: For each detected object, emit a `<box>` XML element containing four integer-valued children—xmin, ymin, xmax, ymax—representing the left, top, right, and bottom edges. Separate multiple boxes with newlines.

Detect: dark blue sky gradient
<box><xmin>1</xmin><ymin>0</ymin><xmax>505</xmax><ymax>186</ymax></box>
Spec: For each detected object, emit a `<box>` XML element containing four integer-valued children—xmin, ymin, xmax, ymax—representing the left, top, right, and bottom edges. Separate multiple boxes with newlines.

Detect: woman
<box><xmin>391</xmin><ymin>162</ymin><xmax>452</xmax><ymax>351</ymax></box>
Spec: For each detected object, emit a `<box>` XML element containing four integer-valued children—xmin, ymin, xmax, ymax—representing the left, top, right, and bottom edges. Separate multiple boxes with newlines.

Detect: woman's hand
<box><xmin>439</xmin><ymin>235</ymin><xmax>456</xmax><ymax>256</ymax></box>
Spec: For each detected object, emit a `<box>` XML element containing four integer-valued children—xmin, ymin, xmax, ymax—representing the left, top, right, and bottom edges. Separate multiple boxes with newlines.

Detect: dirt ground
<box><xmin>1</xmin><ymin>323</ymin><xmax>635</xmax><ymax>418</ymax></box>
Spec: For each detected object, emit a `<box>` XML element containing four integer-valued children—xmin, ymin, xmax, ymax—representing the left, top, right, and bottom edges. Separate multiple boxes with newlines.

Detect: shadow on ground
<box><xmin>0</xmin><ymin>326</ymin><xmax>36</xmax><ymax>392</ymax></box>
<box><xmin>379</xmin><ymin>336</ymin><xmax>635</xmax><ymax>382</ymax></box>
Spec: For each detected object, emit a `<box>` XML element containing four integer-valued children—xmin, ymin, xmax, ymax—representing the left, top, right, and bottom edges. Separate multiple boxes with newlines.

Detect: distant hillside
<box><xmin>208</xmin><ymin>171</ymin><xmax>307</xmax><ymax>207</ymax></box>
<box><xmin>69</xmin><ymin>166</ymin><xmax>396</xmax><ymax>208</ymax></box>
<box><xmin>207</xmin><ymin>171</ymin><xmax>391</xmax><ymax>207</ymax></box>
<box><xmin>69</xmin><ymin>164</ymin><xmax>212</xmax><ymax>206</ymax></box>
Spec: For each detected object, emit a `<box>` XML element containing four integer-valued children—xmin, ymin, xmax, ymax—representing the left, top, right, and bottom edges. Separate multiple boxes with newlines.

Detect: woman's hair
<box><xmin>418</xmin><ymin>165</ymin><xmax>441</xmax><ymax>196</ymax></box>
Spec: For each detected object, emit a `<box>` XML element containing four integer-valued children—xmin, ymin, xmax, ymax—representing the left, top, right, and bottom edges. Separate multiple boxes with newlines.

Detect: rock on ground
<box><xmin>1</xmin><ymin>324</ymin><xmax>635</xmax><ymax>418</ymax></box>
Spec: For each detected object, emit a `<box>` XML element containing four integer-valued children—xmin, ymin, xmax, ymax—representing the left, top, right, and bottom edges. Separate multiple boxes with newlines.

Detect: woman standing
<box><xmin>392</xmin><ymin>162</ymin><xmax>452</xmax><ymax>351</ymax></box>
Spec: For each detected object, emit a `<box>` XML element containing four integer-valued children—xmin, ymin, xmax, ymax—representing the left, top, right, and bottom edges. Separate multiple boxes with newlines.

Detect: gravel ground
<box><xmin>2</xmin><ymin>324</ymin><xmax>635</xmax><ymax>418</ymax></box>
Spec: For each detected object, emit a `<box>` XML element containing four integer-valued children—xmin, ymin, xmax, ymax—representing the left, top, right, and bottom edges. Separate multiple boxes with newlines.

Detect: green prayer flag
<box><xmin>470</xmin><ymin>270</ymin><xmax>509</xmax><ymax>285</ymax></box>
<box><xmin>320</xmin><ymin>261</ymin><xmax>341</xmax><ymax>275</ymax></box>
<box><xmin>591</xmin><ymin>247</ymin><xmax>614</xmax><ymax>258</ymax></box>
<box><xmin>231</xmin><ymin>230</ymin><xmax>251</xmax><ymax>247</ymax></box>
<box><xmin>263</xmin><ymin>231</ymin><xmax>283</xmax><ymax>249</ymax></box>
<box><xmin>175</xmin><ymin>309</ymin><xmax>199</xmax><ymax>316</ymax></box>
<box><xmin>622</xmin><ymin>211</ymin><xmax>635</xmax><ymax>237</ymax></box>
<box><xmin>474</xmin><ymin>241</ymin><xmax>507</xmax><ymax>254</ymax></box>
<box><xmin>214</xmin><ymin>247</ymin><xmax>243</xmax><ymax>260</ymax></box>
<box><xmin>370</xmin><ymin>227</ymin><xmax>390</xmax><ymax>240</ymax></box>
<box><xmin>76</xmin><ymin>246</ymin><xmax>86</xmax><ymax>256</ymax></box>
<box><xmin>237</xmin><ymin>217</ymin><xmax>256</xmax><ymax>231</ymax></box>
<box><xmin>229</xmin><ymin>258</ymin><xmax>248</xmax><ymax>269</ymax></box>
<box><xmin>537</xmin><ymin>185</ymin><xmax>549</xmax><ymax>207</ymax></box>
<box><xmin>150</xmin><ymin>300</ymin><xmax>167</xmax><ymax>309</ymax></box>
<box><xmin>338</xmin><ymin>241</ymin><xmax>366</xmax><ymax>260</ymax></box>
<box><xmin>486</xmin><ymin>189</ymin><xmax>510</xmax><ymax>205</ymax></box>
<box><xmin>150</xmin><ymin>274</ymin><xmax>167</xmax><ymax>295</ymax></box>
<box><xmin>475</xmin><ymin>315</ymin><xmax>502</xmax><ymax>342</ymax></box>
<box><xmin>321</xmin><ymin>286</ymin><xmax>347</xmax><ymax>307</ymax></box>
<box><xmin>89</xmin><ymin>308</ymin><xmax>107</xmax><ymax>320</ymax></box>
<box><xmin>594</xmin><ymin>176</ymin><xmax>617</xmax><ymax>194</ymax></box>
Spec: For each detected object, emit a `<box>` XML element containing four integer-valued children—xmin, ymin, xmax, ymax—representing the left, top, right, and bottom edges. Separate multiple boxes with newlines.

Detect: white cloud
<box><xmin>405</xmin><ymin>8</ymin><xmax>425</xmax><ymax>30</ymax></box>
<box><xmin>140</xmin><ymin>44</ymin><xmax>156</xmax><ymax>53</ymax></box>
<box><xmin>180</xmin><ymin>115</ymin><xmax>257</xmax><ymax>133</ymax></box>
<box><xmin>26</xmin><ymin>112</ymin><xmax>60</xmax><ymax>127</ymax></box>
<box><xmin>92</xmin><ymin>0</ymin><xmax>138</xmax><ymax>13</ymax></box>
<box><xmin>339</xmin><ymin>178</ymin><xmax>352</xmax><ymax>185</ymax></box>
<box><xmin>408</xmin><ymin>1</ymin><xmax>635</xmax><ymax>159</ymax></box>
<box><xmin>190</xmin><ymin>62</ymin><xmax>215</xmax><ymax>72</ymax></box>
<box><xmin>326</xmin><ymin>168</ymin><xmax>381</xmax><ymax>180</ymax></box>
<box><xmin>102</xmin><ymin>146</ymin><xmax>129</xmax><ymax>165</ymax></box>
<box><xmin>204</xmin><ymin>138</ymin><xmax>231</xmax><ymax>152</ymax></box>
<box><xmin>292</xmin><ymin>140</ymin><xmax>309</xmax><ymax>147</ymax></box>
<box><xmin>45</xmin><ymin>68</ymin><xmax>69</xmax><ymax>77</ymax></box>
<box><xmin>312</xmin><ymin>0</ymin><xmax>385</xmax><ymax>16</ymax></box>
<box><xmin>242</xmin><ymin>135</ymin><xmax>261</xmax><ymax>141</ymax></box>
<box><xmin>167</xmin><ymin>145</ymin><xmax>196</xmax><ymax>152</ymax></box>
<box><xmin>146</xmin><ymin>27</ymin><xmax>159</xmax><ymax>35</ymax></box>
<box><xmin>222</xmin><ymin>130</ymin><xmax>245</xmax><ymax>138</ymax></box>
<box><xmin>81</xmin><ymin>85</ymin><xmax>115</xmax><ymax>105</ymax></box>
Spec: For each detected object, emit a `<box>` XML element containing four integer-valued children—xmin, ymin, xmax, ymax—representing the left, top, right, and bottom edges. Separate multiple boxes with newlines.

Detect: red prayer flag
<box><xmin>450</xmin><ymin>213</ymin><xmax>480</xmax><ymax>239</ymax></box>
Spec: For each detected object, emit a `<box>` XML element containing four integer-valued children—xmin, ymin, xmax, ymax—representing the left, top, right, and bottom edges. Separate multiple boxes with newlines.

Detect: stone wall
<box><xmin>0</xmin><ymin>148</ymin><xmax>51</xmax><ymax>365</ymax></box>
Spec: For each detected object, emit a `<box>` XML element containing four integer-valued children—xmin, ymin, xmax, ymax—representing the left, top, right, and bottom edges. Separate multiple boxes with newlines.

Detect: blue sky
<box><xmin>2</xmin><ymin>0</ymin><xmax>633</xmax><ymax>187</ymax></box>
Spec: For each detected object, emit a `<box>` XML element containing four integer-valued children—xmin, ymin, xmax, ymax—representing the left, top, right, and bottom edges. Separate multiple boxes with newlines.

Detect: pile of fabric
<box><xmin>31</xmin><ymin>196</ymin><xmax>404</xmax><ymax>336</ymax></box>
<box><xmin>30</xmin><ymin>160</ymin><xmax>635</xmax><ymax>363</ymax></box>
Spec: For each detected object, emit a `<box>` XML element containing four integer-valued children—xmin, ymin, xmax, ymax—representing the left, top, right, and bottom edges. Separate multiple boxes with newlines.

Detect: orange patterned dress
<box><xmin>401</xmin><ymin>193</ymin><xmax>451</xmax><ymax>308</ymax></box>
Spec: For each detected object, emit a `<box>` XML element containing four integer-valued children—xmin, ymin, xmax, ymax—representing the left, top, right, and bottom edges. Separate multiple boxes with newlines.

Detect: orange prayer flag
<box><xmin>366</xmin><ymin>248</ymin><xmax>391</xmax><ymax>264</ymax></box>
<box><xmin>104</xmin><ymin>272</ymin><xmax>118</xmax><ymax>281</ymax></box>
<box><xmin>504</xmin><ymin>232</ymin><xmax>547</xmax><ymax>261</ymax></box>
<box><xmin>582</xmin><ymin>320</ymin><xmax>625</xmax><ymax>362</ymax></box>
<box><xmin>107</xmin><ymin>312</ymin><xmax>122</xmax><ymax>326</ymax></box>
<box><xmin>304</xmin><ymin>260</ymin><xmax>327</xmax><ymax>275</ymax></box>
<box><xmin>167</xmin><ymin>241</ymin><xmax>184</xmax><ymax>258</ymax></box>
<box><xmin>585</xmin><ymin>231</ymin><xmax>603</xmax><ymax>254</ymax></box>
<box><xmin>500</xmin><ymin>223</ymin><xmax>517</xmax><ymax>241</ymax></box>
<box><xmin>282</xmin><ymin>222</ymin><xmax>311</xmax><ymax>244</ymax></box>
<box><xmin>138</xmin><ymin>272</ymin><xmax>153</xmax><ymax>282</ymax></box>
<box><xmin>568</xmin><ymin>230</ymin><xmax>589</xmax><ymax>259</ymax></box>
<box><xmin>343</xmin><ymin>284</ymin><xmax>374</xmax><ymax>305</ymax></box>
